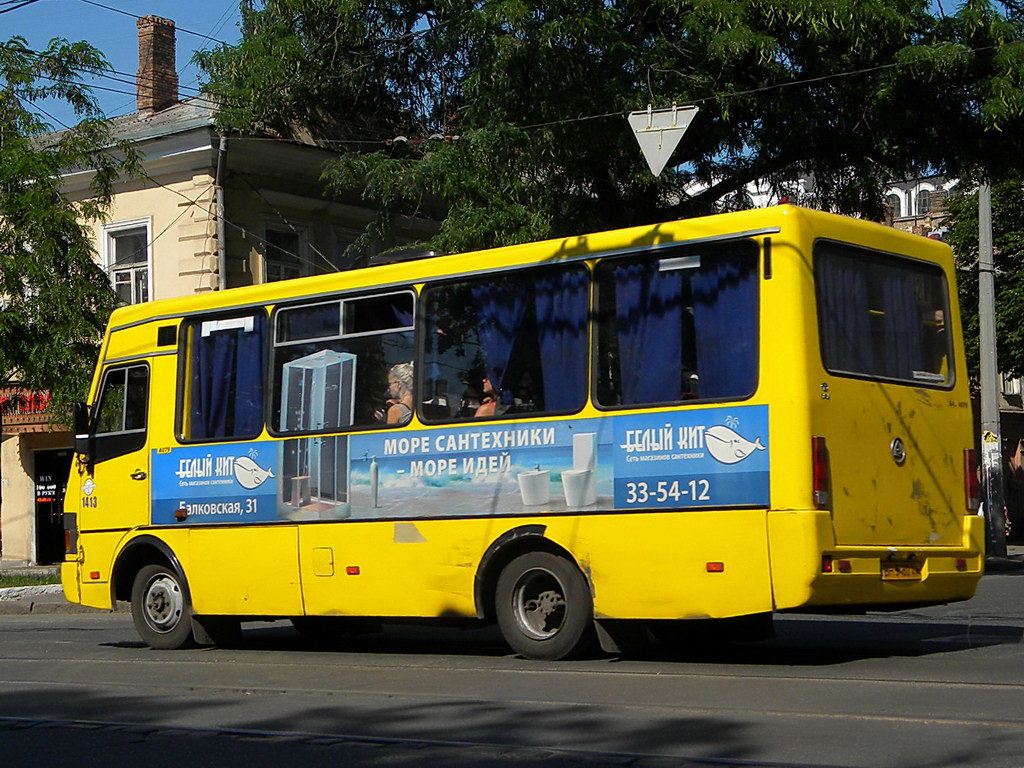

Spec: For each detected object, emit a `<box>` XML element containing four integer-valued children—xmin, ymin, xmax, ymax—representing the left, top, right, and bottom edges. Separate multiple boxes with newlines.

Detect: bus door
<box><xmin>79</xmin><ymin>363</ymin><xmax>152</xmax><ymax>533</ymax></box>
<box><xmin>814</xmin><ymin>241</ymin><xmax>968</xmax><ymax>547</ymax></box>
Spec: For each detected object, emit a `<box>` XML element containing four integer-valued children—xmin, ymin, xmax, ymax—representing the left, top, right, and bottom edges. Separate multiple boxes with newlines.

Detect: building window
<box><xmin>103</xmin><ymin>220</ymin><xmax>150</xmax><ymax>304</ymax></box>
<box><xmin>264</xmin><ymin>225</ymin><xmax>307</xmax><ymax>283</ymax></box>
<box><xmin>885</xmin><ymin>194</ymin><xmax>901</xmax><ymax>219</ymax></box>
<box><xmin>916</xmin><ymin>189</ymin><xmax>933</xmax><ymax>216</ymax></box>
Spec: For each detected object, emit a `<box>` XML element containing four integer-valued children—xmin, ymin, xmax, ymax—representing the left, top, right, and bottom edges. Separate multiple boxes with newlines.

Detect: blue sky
<box><xmin>6</xmin><ymin>0</ymin><xmax>242</xmax><ymax>127</ymax></box>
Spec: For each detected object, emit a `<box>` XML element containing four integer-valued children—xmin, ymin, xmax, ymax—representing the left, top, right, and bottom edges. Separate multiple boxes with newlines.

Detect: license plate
<box><xmin>881</xmin><ymin>561</ymin><xmax>922</xmax><ymax>580</ymax></box>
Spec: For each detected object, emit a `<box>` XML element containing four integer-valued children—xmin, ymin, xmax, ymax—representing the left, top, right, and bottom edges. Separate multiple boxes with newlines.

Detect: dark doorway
<box><xmin>34</xmin><ymin>449</ymin><xmax>71</xmax><ymax>565</ymax></box>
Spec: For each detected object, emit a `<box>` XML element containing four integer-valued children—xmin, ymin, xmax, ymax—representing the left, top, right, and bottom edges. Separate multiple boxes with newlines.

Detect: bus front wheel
<box><xmin>495</xmin><ymin>551</ymin><xmax>595</xmax><ymax>660</ymax></box>
<box><xmin>130</xmin><ymin>563</ymin><xmax>195</xmax><ymax>650</ymax></box>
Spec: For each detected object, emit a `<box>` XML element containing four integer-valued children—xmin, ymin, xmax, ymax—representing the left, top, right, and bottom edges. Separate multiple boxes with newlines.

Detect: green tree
<box><xmin>200</xmin><ymin>0</ymin><xmax>1024</xmax><ymax>255</ymax></box>
<box><xmin>0</xmin><ymin>37</ymin><xmax>134</xmax><ymax>409</ymax></box>
<box><xmin>946</xmin><ymin>174</ymin><xmax>1024</xmax><ymax>383</ymax></box>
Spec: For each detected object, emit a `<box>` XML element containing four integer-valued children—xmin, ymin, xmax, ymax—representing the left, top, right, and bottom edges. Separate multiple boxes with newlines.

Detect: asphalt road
<box><xmin>2</xmin><ymin>571</ymin><xmax>1024</xmax><ymax>768</ymax></box>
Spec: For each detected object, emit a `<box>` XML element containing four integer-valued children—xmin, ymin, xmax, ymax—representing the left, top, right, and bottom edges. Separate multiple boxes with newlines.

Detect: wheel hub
<box><xmin>513</xmin><ymin>568</ymin><xmax>567</xmax><ymax>640</ymax></box>
<box><xmin>144</xmin><ymin>576</ymin><xmax>183</xmax><ymax>632</ymax></box>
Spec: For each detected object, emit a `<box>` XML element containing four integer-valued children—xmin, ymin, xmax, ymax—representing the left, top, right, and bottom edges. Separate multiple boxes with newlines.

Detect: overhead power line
<box><xmin>0</xmin><ymin>0</ymin><xmax>41</xmax><ymax>14</ymax></box>
<box><xmin>27</xmin><ymin>31</ymin><xmax>1005</xmax><ymax>151</ymax></box>
<box><xmin>74</xmin><ymin>0</ymin><xmax>230</xmax><ymax>45</ymax></box>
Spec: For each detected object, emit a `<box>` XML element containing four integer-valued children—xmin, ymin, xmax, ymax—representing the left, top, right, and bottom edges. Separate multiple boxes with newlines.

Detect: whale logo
<box><xmin>705</xmin><ymin>425</ymin><xmax>766</xmax><ymax>465</ymax></box>
<box><xmin>233</xmin><ymin>456</ymin><xmax>275</xmax><ymax>489</ymax></box>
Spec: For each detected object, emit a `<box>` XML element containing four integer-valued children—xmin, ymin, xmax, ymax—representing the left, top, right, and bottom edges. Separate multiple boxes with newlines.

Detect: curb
<box><xmin>985</xmin><ymin>555</ymin><xmax>1024</xmax><ymax>573</ymax></box>
<box><xmin>0</xmin><ymin>585</ymin><xmax>129</xmax><ymax>616</ymax></box>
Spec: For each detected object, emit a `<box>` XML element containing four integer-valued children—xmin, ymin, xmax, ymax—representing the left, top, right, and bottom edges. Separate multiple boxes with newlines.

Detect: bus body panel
<box><xmin>188</xmin><ymin>526</ymin><xmax>304</xmax><ymax>616</ymax></box>
<box><xmin>296</xmin><ymin>509</ymin><xmax>773</xmax><ymax>621</ymax></box>
<box><xmin>814</xmin><ymin>380</ymin><xmax>971</xmax><ymax>547</ymax></box>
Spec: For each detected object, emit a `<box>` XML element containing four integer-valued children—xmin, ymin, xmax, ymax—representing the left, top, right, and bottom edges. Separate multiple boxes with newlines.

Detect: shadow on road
<box><xmin>134</xmin><ymin>611</ymin><xmax>1024</xmax><ymax>668</ymax></box>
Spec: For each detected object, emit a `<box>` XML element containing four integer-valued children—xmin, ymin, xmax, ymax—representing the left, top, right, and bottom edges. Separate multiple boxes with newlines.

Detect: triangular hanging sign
<box><xmin>627</xmin><ymin>104</ymin><xmax>699</xmax><ymax>176</ymax></box>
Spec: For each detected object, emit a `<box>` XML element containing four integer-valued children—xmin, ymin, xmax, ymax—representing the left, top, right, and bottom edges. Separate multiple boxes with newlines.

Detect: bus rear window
<box><xmin>815</xmin><ymin>242</ymin><xmax>952</xmax><ymax>387</ymax></box>
<box><xmin>595</xmin><ymin>240</ymin><xmax>759</xmax><ymax>407</ymax></box>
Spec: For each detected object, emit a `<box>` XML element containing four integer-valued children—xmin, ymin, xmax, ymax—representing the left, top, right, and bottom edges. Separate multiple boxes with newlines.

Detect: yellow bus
<box><xmin>61</xmin><ymin>205</ymin><xmax>984</xmax><ymax>660</ymax></box>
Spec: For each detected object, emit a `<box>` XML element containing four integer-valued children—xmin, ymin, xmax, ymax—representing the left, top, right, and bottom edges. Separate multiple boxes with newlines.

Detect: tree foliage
<box><xmin>200</xmin><ymin>0</ymin><xmax>1024</xmax><ymax>254</ymax></box>
<box><xmin>946</xmin><ymin>174</ymin><xmax>1024</xmax><ymax>383</ymax></box>
<box><xmin>0</xmin><ymin>37</ymin><xmax>133</xmax><ymax>406</ymax></box>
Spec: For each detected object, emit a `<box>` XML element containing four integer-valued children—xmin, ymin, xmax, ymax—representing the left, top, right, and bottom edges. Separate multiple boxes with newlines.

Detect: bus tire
<box><xmin>495</xmin><ymin>551</ymin><xmax>595</xmax><ymax>660</ymax></box>
<box><xmin>130</xmin><ymin>563</ymin><xmax>195</xmax><ymax>650</ymax></box>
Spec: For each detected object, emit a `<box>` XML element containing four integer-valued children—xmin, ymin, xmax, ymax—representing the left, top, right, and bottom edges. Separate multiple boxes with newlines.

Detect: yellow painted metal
<box><xmin>65</xmin><ymin>205</ymin><xmax>982</xmax><ymax>626</ymax></box>
<box><xmin>60</xmin><ymin>560</ymin><xmax>80</xmax><ymax>605</ymax></box>
<box><xmin>311</xmin><ymin>547</ymin><xmax>335</xmax><ymax>577</ymax></box>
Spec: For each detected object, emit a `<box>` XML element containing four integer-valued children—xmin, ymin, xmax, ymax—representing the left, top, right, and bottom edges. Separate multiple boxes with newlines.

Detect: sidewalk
<box><xmin>0</xmin><ymin>565</ymin><xmax>122</xmax><ymax>616</ymax></box>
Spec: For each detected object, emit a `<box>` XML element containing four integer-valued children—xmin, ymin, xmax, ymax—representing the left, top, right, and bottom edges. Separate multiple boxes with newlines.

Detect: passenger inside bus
<box><xmin>377</xmin><ymin>362</ymin><xmax>414</xmax><ymax>425</ymax></box>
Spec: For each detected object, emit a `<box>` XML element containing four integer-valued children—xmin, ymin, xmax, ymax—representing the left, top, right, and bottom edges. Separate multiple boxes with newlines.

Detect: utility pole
<box><xmin>978</xmin><ymin>182</ymin><xmax>1007</xmax><ymax>556</ymax></box>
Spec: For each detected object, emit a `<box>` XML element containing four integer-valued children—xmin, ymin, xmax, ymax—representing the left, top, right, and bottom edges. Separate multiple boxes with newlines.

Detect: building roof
<box><xmin>102</xmin><ymin>97</ymin><xmax>215</xmax><ymax>143</ymax></box>
<box><xmin>38</xmin><ymin>96</ymin><xmax>215</xmax><ymax>150</ymax></box>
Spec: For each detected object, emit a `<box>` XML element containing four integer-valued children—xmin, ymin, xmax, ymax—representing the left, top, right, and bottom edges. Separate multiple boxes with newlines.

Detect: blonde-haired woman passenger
<box><xmin>382</xmin><ymin>362</ymin><xmax>414</xmax><ymax>425</ymax></box>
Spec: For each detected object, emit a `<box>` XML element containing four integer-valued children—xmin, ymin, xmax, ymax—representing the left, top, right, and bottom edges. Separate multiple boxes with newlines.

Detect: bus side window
<box><xmin>183</xmin><ymin>312</ymin><xmax>267</xmax><ymax>441</ymax></box>
<box><xmin>271</xmin><ymin>291</ymin><xmax>415</xmax><ymax>433</ymax></box>
<box><xmin>420</xmin><ymin>265</ymin><xmax>589</xmax><ymax>421</ymax></box>
<box><xmin>92</xmin><ymin>364</ymin><xmax>149</xmax><ymax>463</ymax></box>
<box><xmin>595</xmin><ymin>240</ymin><xmax>759</xmax><ymax>407</ymax></box>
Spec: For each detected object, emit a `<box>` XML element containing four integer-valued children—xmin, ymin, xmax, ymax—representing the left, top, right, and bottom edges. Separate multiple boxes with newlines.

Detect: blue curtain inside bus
<box><xmin>818</xmin><ymin>249</ymin><xmax>938</xmax><ymax>382</ymax></box>
<box><xmin>692</xmin><ymin>255</ymin><xmax>758</xmax><ymax>397</ymax></box>
<box><xmin>190</xmin><ymin>314</ymin><xmax>266</xmax><ymax>439</ymax></box>
<box><xmin>818</xmin><ymin>255</ymin><xmax>873</xmax><ymax>372</ymax></box>
<box><xmin>471</xmin><ymin>280</ymin><xmax>526</xmax><ymax>404</ymax></box>
<box><xmin>612</xmin><ymin>251</ymin><xmax>757</xmax><ymax>404</ymax></box>
<box><xmin>391</xmin><ymin>300</ymin><xmax>414</xmax><ymax>327</ymax></box>
<box><xmin>881</xmin><ymin>272</ymin><xmax>923</xmax><ymax>379</ymax></box>
<box><xmin>472</xmin><ymin>268</ymin><xmax>588</xmax><ymax>411</ymax></box>
<box><xmin>534</xmin><ymin>269</ymin><xmax>589</xmax><ymax>411</ymax></box>
<box><xmin>614</xmin><ymin>262</ymin><xmax>684</xmax><ymax>404</ymax></box>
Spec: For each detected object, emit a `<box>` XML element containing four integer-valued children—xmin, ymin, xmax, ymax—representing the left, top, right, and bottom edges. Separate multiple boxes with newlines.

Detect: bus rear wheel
<box><xmin>131</xmin><ymin>564</ymin><xmax>195</xmax><ymax>650</ymax></box>
<box><xmin>495</xmin><ymin>551</ymin><xmax>595</xmax><ymax>660</ymax></box>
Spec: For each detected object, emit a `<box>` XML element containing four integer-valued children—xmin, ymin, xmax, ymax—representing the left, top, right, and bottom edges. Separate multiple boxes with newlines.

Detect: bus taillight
<box><xmin>964</xmin><ymin>449</ymin><xmax>980</xmax><ymax>511</ymax></box>
<box><xmin>812</xmin><ymin>436</ymin><xmax>830</xmax><ymax>509</ymax></box>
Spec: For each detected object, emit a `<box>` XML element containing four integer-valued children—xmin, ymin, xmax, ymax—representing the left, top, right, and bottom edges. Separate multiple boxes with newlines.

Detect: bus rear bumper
<box><xmin>769</xmin><ymin>511</ymin><xmax>985</xmax><ymax>611</ymax></box>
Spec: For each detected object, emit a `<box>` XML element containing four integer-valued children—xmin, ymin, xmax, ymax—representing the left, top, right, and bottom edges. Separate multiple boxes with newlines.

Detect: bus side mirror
<box><xmin>72</xmin><ymin>401</ymin><xmax>92</xmax><ymax>461</ymax></box>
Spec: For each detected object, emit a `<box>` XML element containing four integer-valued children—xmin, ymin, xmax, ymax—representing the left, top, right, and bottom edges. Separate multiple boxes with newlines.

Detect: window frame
<box><xmin>102</xmin><ymin>218</ymin><xmax>152</xmax><ymax>305</ymax></box>
<box><xmin>416</xmin><ymin>262</ymin><xmax>592</xmax><ymax>425</ymax></box>
<box><xmin>90</xmin><ymin>362</ymin><xmax>150</xmax><ymax>464</ymax></box>
<box><xmin>591</xmin><ymin>239</ymin><xmax>762</xmax><ymax>413</ymax></box>
<box><xmin>813</xmin><ymin>238</ymin><xmax>956</xmax><ymax>391</ymax></box>
<box><xmin>267</xmin><ymin>287</ymin><xmax>418</xmax><ymax>437</ymax></box>
<box><xmin>332</xmin><ymin>225</ymin><xmax>366</xmax><ymax>271</ymax></box>
<box><xmin>916</xmin><ymin>188</ymin><xmax>933</xmax><ymax>217</ymax></box>
<box><xmin>262</xmin><ymin>219</ymin><xmax>312</xmax><ymax>283</ymax></box>
<box><xmin>175</xmin><ymin>308</ymin><xmax>270</xmax><ymax>444</ymax></box>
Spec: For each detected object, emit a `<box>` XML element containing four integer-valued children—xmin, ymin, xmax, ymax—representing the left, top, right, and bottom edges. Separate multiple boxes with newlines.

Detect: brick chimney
<box><xmin>136</xmin><ymin>15</ymin><xmax>178</xmax><ymax>113</ymax></box>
